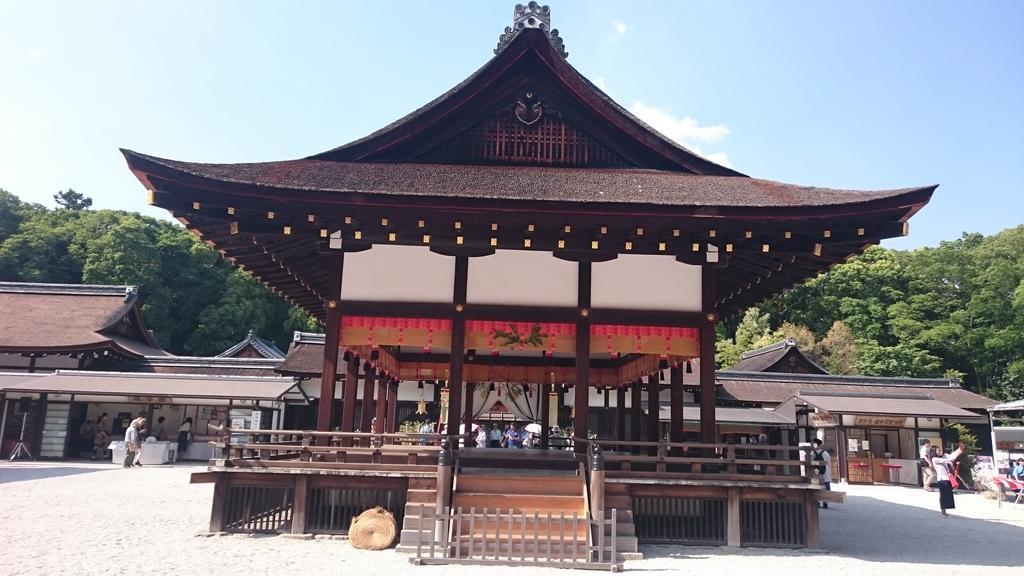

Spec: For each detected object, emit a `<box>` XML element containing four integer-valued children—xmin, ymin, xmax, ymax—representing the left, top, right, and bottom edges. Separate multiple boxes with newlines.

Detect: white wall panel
<box><xmin>467</xmin><ymin>250</ymin><xmax>577</xmax><ymax>306</ymax></box>
<box><xmin>591</xmin><ymin>255</ymin><xmax>701</xmax><ymax>311</ymax></box>
<box><xmin>341</xmin><ymin>245</ymin><xmax>454</xmax><ymax>303</ymax></box>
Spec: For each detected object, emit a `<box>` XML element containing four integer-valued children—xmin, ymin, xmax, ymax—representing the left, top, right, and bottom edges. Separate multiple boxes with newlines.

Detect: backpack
<box><xmin>813</xmin><ymin>449</ymin><xmax>827</xmax><ymax>474</ymax></box>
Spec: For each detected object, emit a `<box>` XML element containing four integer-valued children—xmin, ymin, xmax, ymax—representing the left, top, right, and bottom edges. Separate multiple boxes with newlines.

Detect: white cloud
<box><xmin>26</xmin><ymin>48</ymin><xmax>44</xmax><ymax>60</ymax></box>
<box><xmin>612</xmin><ymin>20</ymin><xmax>628</xmax><ymax>37</ymax></box>
<box><xmin>629</xmin><ymin>101</ymin><xmax>732</xmax><ymax>167</ymax></box>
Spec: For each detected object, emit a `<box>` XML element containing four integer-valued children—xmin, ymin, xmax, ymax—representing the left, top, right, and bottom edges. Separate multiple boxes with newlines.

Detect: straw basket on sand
<box><xmin>349</xmin><ymin>507</ymin><xmax>397</xmax><ymax>550</ymax></box>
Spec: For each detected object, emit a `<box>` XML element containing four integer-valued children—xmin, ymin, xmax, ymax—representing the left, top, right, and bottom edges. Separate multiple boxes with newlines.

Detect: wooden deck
<box><xmin>193</xmin><ymin>429</ymin><xmax>834</xmax><ymax>554</ymax></box>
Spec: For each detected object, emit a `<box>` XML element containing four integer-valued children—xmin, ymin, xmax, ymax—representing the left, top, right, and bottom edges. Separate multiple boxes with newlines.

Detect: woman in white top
<box><xmin>932</xmin><ymin>442</ymin><xmax>965</xmax><ymax>517</ymax></box>
<box><xmin>177</xmin><ymin>417</ymin><xmax>193</xmax><ymax>455</ymax></box>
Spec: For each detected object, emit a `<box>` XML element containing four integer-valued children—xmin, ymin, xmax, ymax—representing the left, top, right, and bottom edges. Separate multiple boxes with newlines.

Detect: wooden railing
<box><xmin>575</xmin><ymin>438</ymin><xmax>810</xmax><ymax>483</ymax></box>
<box><xmin>211</xmin><ymin>428</ymin><xmax>464</xmax><ymax>469</ymax></box>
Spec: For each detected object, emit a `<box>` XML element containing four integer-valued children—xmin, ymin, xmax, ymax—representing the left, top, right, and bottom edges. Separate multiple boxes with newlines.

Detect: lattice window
<box><xmin>421</xmin><ymin>113</ymin><xmax>634</xmax><ymax>168</ymax></box>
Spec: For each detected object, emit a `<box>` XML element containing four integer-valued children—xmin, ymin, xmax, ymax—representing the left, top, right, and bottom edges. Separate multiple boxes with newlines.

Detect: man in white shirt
<box><xmin>920</xmin><ymin>439</ymin><xmax>935</xmax><ymax>492</ymax></box>
<box><xmin>932</xmin><ymin>442</ymin><xmax>965</xmax><ymax>517</ymax></box>
<box><xmin>812</xmin><ymin>439</ymin><xmax>832</xmax><ymax>509</ymax></box>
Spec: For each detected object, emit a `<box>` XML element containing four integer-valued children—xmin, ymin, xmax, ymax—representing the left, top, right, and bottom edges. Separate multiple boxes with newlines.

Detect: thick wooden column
<box><xmin>699</xmin><ymin>264</ymin><xmax>717</xmax><ymax>444</ymax></box>
<box><xmin>374</xmin><ymin>372</ymin><xmax>388</xmax><ymax>433</ymax></box>
<box><xmin>340</xmin><ymin>355</ymin><xmax>360</xmax><ymax>445</ymax></box>
<box><xmin>359</xmin><ymin>364</ymin><xmax>376</xmax><ymax>435</ymax></box>
<box><xmin>646</xmin><ymin>374</ymin><xmax>660</xmax><ymax>443</ymax></box>
<box><xmin>316</xmin><ymin>254</ymin><xmax>344</xmax><ymax>435</ymax></box>
<box><xmin>446</xmin><ymin>256</ymin><xmax>469</xmax><ymax>439</ymax></box>
<box><xmin>463</xmin><ymin>382</ymin><xmax>475</xmax><ymax>441</ymax></box>
<box><xmin>386</xmin><ymin>381</ymin><xmax>399</xmax><ymax>433</ymax></box>
<box><xmin>540</xmin><ymin>382</ymin><xmax>551</xmax><ymax>449</ymax></box>
<box><xmin>630</xmin><ymin>382</ymin><xmax>643</xmax><ymax>442</ymax></box>
<box><xmin>670</xmin><ymin>366</ymin><xmax>684</xmax><ymax>445</ymax></box>
<box><xmin>616</xmin><ymin>387</ymin><xmax>627</xmax><ymax>441</ymax></box>
<box><xmin>573</xmin><ymin>261</ymin><xmax>592</xmax><ymax>453</ymax></box>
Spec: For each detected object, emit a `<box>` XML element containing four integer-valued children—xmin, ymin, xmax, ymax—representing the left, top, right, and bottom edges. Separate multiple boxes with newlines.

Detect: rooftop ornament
<box><xmin>495</xmin><ymin>2</ymin><xmax>567</xmax><ymax>58</ymax></box>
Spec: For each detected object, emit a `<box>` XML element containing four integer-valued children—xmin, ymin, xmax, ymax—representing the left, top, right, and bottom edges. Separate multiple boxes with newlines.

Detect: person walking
<box><xmin>811</xmin><ymin>439</ymin><xmax>832</xmax><ymax>509</ymax></box>
<box><xmin>932</xmin><ymin>441</ymin><xmax>965</xmax><ymax>517</ymax></box>
<box><xmin>920</xmin><ymin>439</ymin><xmax>935</xmax><ymax>492</ymax></box>
<box><xmin>93</xmin><ymin>413</ymin><xmax>109</xmax><ymax>460</ymax></box>
<box><xmin>176</xmin><ymin>417</ymin><xmax>193</xmax><ymax>459</ymax></box>
<box><xmin>123</xmin><ymin>418</ymin><xmax>145</xmax><ymax>468</ymax></box>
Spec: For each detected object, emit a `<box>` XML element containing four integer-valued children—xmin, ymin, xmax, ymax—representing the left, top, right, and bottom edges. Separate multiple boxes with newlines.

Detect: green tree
<box><xmin>819</xmin><ymin>321</ymin><xmax>859</xmax><ymax>374</ymax></box>
<box><xmin>717</xmin><ymin>307</ymin><xmax>783</xmax><ymax>368</ymax></box>
<box><xmin>53</xmin><ymin>188</ymin><xmax>93</xmax><ymax>210</ymax></box>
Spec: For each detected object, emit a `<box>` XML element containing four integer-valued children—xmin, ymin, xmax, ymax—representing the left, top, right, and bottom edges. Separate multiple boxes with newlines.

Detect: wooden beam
<box><xmin>700</xmin><ymin>264</ymin><xmax>717</xmax><ymax>444</ymax></box>
<box><xmin>359</xmin><ymin>363</ymin><xmax>376</xmax><ymax>435</ymax></box>
<box><xmin>446</xmin><ymin>256</ymin><xmax>468</xmax><ymax>438</ymax></box>
<box><xmin>374</xmin><ymin>370</ymin><xmax>389</xmax><ymax>433</ymax></box>
<box><xmin>340</xmin><ymin>354</ymin><xmax>360</xmax><ymax>445</ymax></box>
<box><xmin>646</xmin><ymin>374</ymin><xmax>660</xmax><ymax>444</ymax></box>
<box><xmin>316</xmin><ymin>253</ymin><xmax>343</xmax><ymax>441</ymax></box>
<box><xmin>630</xmin><ymin>381</ymin><xmax>643</xmax><ymax>442</ymax></box>
<box><xmin>670</xmin><ymin>366</ymin><xmax>684</xmax><ymax>446</ymax></box>
<box><xmin>616</xmin><ymin>387</ymin><xmax>627</xmax><ymax>442</ymax></box>
<box><xmin>573</xmin><ymin>261</ymin><xmax>592</xmax><ymax>453</ymax></box>
<box><xmin>540</xmin><ymin>381</ymin><xmax>551</xmax><ymax>449</ymax></box>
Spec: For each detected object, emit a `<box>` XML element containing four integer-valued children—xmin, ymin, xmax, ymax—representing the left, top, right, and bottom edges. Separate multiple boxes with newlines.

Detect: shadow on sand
<box><xmin>0</xmin><ymin>463</ymin><xmax>118</xmax><ymax>484</ymax></box>
<box><xmin>637</xmin><ymin>490</ymin><xmax>1024</xmax><ymax>568</ymax></box>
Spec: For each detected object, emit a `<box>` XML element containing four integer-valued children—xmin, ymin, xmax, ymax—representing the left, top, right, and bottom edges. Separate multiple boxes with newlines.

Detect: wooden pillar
<box><xmin>573</xmin><ymin>261</ymin><xmax>592</xmax><ymax>453</ymax></box>
<box><xmin>446</xmin><ymin>256</ymin><xmax>468</xmax><ymax>439</ymax></box>
<box><xmin>805</xmin><ymin>491</ymin><xmax>821</xmax><ymax>548</ymax></box>
<box><xmin>316</xmin><ymin>253</ymin><xmax>344</xmax><ymax>435</ymax></box>
<box><xmin>291</xmin><ymin>475</ymin><xmax>309</xmax><ymax>534</ymax></box>
<box><xmin>630</xmin><ymin>382</ymin><xmax>643</xmax><ymax>442</ymax></box>
<box><xmin>726</xmin><ymin>487</ymin><xmax>741</xmax><ymax>547</ymax></box>
<box><xmin>386</xmin><ymin>381</ymin><xmax>399</xmax><ymax>433</ymax></box>
<box><xmin>209</xmin><ymin>475</ymin><xmax>229</xmax><ymax>533</ymax></box>
<box><xmin>646</xmin><ymin>374</ymin><xmax>660</xmax><ymax>443</ymax></box>
<box><xmin>699</xmin><ymin>264</ymin><xmax>717</xmax><ymax>444</ymax></box>
<box><xmin>540</xmin><ymin>382</ymin><xmax>551</xmax><ymax>449</ymax></box>
<box><xmin>616</xmin><ymin>387</ymin><xmax>627</xmax><ymax>442</ymax></box>
<box><xmin>375</xmin><ymin>372</ymin><xmax>389</xmax><ymax>434</ymax></box>
<box><xmin>340</xmin><ymin>355</ymin><xmax>360</xmax><ymax>446</ymax></box>
<box><xmin>360</xmin><ymin>364</ymin><xmax>376</xmax><ymax>436</ymax></box>
<box><xmin>463</xmin><ymin>382</ymin><xmax>475</xmax><ymax>442</ymax></box>
<box><xmin>670</xmin><ymin>366</ymin><xmax>684</xmax><ymax>447</ymax></box>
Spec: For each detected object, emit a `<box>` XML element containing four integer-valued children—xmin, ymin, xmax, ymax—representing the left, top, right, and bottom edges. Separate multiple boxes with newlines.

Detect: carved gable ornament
<box><xmin>514</xmin><ymin>91</ymin><xmax>543</xmax><ymax>125</ymax></box>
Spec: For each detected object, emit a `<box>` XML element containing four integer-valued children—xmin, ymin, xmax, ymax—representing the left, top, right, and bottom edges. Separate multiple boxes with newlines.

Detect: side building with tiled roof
<box><xmin>719</xmin><ymin>340</ymin><xmax>995</xmax><ymax>485</ymax></box>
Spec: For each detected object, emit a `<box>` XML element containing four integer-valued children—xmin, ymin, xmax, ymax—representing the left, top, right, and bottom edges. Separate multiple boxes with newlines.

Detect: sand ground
<box><xmin>1</xmin><ymin>461</ymin><xmax>1023</xmax><ymax>576</ymax></box>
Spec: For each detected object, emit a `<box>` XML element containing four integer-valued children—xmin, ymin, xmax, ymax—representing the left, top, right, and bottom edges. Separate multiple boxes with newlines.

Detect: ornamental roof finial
<box><xmin>495</xmin><ymin>2</ymin><xmax>568</xmax><ymax>58</ymax></box>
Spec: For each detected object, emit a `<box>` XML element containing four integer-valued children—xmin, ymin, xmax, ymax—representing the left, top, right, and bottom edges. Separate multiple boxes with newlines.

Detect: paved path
<box><xmin>1</xmin><ymin>462</ymin><xmax>1022</xmax><ymax>575</ymax></box>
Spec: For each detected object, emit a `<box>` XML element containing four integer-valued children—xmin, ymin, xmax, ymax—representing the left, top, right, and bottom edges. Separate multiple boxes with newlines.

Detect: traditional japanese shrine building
<box><xmin>120</xmin><ymin>4</ymin><xmax>935</xmax><ymax>555</ymax></box>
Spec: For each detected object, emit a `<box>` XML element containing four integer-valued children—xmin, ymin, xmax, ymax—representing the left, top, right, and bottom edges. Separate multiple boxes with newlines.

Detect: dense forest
<box><xmin>0</xmin><ymin>188</ymin><xmax>319</xmax><ymax>356</ymax></box>
<box><xmin>2</xmin><ymin>188</ymin><xmax>1022</xmax><ymax>400</ymax></box>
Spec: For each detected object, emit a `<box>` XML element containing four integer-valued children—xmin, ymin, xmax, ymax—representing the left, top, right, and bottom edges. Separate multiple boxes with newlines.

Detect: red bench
<box><xmin>992</xmin><ymin>477</ymin><xmax>1024</xmax><ymax>506</ymax></box>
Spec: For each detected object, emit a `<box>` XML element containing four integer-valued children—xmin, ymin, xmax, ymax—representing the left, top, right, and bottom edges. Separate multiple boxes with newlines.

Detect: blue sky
<box><xmin>1</xmin><ymin>1</ymin><xmax>1021</xmax><ymax>249</ymax></box>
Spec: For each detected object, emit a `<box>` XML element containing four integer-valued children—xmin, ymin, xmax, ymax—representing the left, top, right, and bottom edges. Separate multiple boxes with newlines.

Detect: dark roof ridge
<box><xmin>0</xmin><ymin>281</ymin><xmax>136</xmax><ymax>297</ymax></box>
<box><xmin>797</xmin><ymin>390</ymin><xmax>934</xmax><ymax>401</ymax></box>
<box><xmin>138</xmin><ymin>356</ymin><xmax>284</xmax><ymax>367</ymax></box>
<box><xmin>216</xmin><ymin>330</ymin><xmax>286</xmax><ymax>359</ymax></box>
<box><xmin>739</xmin><ymin>338</ymin><xmax>795</xmax><ymax>360</ymax></box>
<box><xmin>293</xmin><ymin>331</ymin><xmax>326</xmax><ymax>344</ymax></box>
<box><xmin>718</xmin><ymin>369</ymin><xmax>958</xmax><ymax>388</ymax></box>
<box><xmin>52</xmin><ymin>369</ymin><xmax>295</xmax><ymax>382</ymax></box>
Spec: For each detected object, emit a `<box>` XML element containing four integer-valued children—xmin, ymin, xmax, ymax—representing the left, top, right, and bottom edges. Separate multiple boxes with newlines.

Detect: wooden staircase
<box><xmin>449</xmin><ymin>470</ymin><xmax>589</xmax><ymax>560</ymax></box>
<box><xmin>396</xmin><ymin>476</ymin><xmax>439</xmax><ymax>552</ymax></box>
<box><xmin>604</xmin><ymin>481</ymin><xmax>641</xmax><ymax>559</ymax></box>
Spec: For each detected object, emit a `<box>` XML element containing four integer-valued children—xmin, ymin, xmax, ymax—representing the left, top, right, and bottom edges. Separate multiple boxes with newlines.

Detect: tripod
<box><xmin>8</xmin><ymin>414</ymin><xmax>34</xmax><ymax>462</ymax></box>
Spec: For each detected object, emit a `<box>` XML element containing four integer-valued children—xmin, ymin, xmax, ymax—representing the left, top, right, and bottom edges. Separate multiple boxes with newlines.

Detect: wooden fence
<box><xmin>410</xmin><ymin>504</ymin><xmax>622</xmax><ymax>572</ymax></box>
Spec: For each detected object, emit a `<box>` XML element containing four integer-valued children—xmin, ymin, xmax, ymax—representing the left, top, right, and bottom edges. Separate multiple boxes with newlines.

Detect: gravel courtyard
<box><xmin>1</xmin><ymin>462</ymin><xmax>1023</xmax><ymax>576</ymax></box>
